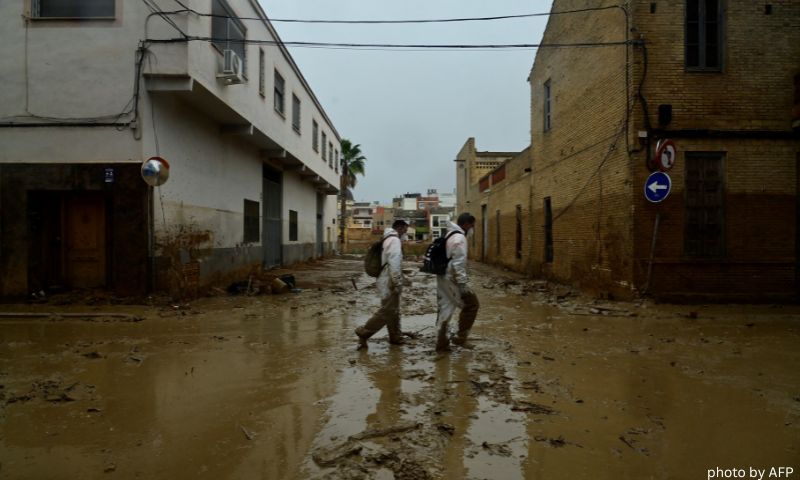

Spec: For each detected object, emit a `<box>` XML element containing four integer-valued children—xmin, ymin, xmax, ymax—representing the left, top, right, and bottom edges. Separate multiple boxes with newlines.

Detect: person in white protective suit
<box><xmin>355</xmin><ymin>219</ymin><xmax>411</xmax><ymax>349</ymax></box>
<box><xmin>436</xmin><ymin>212</ymin><xmax>479</xmax><ymax>352</ymax></box>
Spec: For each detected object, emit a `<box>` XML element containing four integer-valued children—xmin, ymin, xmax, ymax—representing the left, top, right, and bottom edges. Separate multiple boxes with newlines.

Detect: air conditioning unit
<box><xmin>217</xmin><ymin>49</ymin><xmax>244</xmax><ymax>85</ymax></box>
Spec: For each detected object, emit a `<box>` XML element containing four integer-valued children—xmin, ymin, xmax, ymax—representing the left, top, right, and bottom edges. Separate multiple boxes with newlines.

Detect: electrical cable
<box><xmin>551</xmin><ymin>123</ymin><xmax>626</xmax><ymax>223</ymax></box>
<box><xmin>153</xmin><ymin>5</ymin><xmax>623</xmax><ymax>24</ymax></box>
<box><xmin>147</xmin><ymin>37</ymin><xmax>633</xmax><ymax>50</ymax></box>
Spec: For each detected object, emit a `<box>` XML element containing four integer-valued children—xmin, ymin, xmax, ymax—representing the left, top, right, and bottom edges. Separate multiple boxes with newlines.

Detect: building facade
<box><xmin>456</xmin><ymin>139</ymin><xmax>533</xmax><ymax>273</ymax></box>
<box><xmin>527</xmin><ymin>0</ymin><xmax>799</xmax><ymax>300</ymax></box>
<box><xmin>0</xmin><ymin>0</ymin><xmax>340</xmax><ymax>296</ymax></box>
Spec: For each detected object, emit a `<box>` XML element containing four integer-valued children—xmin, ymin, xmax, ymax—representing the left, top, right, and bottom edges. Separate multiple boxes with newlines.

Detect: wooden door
<box><xmin>64</xmin><ymin>193</ymin><xmax>107</xmax><ymax>288</ymax></box>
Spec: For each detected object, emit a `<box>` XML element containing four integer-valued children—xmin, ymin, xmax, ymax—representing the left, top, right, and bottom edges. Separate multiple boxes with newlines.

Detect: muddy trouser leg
<box><xmin>436</xmin><ymin>276</ymin><xmax>457</xmax><ymax>350</ymax></box>
<box><xmin>358</xmin><ymin>290</ymin><xmax>400</xmax><ymax>340</ymax></box>
<box><xmin>454</xmin><ymin>292</ymin><xmax>479</xmax><ymax>343</ymax></box>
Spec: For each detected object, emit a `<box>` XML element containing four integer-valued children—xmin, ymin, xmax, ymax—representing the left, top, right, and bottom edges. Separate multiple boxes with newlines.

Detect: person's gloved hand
<box><xmin>457</xmin><ymin>283</ymin><xmax>474</xmax><ymax>298</ymax></box>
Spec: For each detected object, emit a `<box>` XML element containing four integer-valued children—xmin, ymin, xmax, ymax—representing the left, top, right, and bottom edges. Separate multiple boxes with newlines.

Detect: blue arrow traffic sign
<box><xmin>644</xmin><ymin>171</ymin><xmax>671</xmax><ymax>203</ymax></box>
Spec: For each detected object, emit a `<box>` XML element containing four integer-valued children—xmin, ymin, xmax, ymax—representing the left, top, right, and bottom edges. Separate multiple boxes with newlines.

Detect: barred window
<box><xmin>292</xmin><ymin>94</ymin><xmax>301</xmax><ymax>133</ymax></box>
<box><xmin>274</xmin><ymin>70</ymin><xmax>285</xmax><ymax>115</ymax></box>
<box><xmin>686</xmin><ymin>0</ymin><xmax>723</xmax><ymax>71</ymax></box>
<box><xmin>685</xmin><ymin>153</ymin><xmax>725</xmax><ymax>256</ymax></box>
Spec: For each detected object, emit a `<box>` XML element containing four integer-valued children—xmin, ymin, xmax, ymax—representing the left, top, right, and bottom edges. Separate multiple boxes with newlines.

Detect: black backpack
<box><xmin>420</xmin><ymin>231</ymin><xmax>461</xmax><ymax>275</ymax></box>
<box><xmin>364</xmin><ymin>234</ymin><xmax>397</xmax><ymax>277</ymax></box>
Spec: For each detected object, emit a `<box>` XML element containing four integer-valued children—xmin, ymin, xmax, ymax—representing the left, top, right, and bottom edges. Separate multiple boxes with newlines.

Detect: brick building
<box><xmin>456</xmin><ymin>139</ymin><xmax>533</xmax><ymax>273</ymax></box>
<box><xmin>527</xmin><ymin>0</ymin><xmax>800</xmax><ymax>300</ymax></box>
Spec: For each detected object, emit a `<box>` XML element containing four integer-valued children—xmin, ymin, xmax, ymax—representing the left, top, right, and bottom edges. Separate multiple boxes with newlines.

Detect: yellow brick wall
<box><xmin>529</xmin><ymin>0</ymin><xmax>635</xmax><ymax>298</ymax></box>
<box><xmin>629</xmin><ymin>0</ymin><xmax>800</xmax><ymax>298</ymax></box>
<box><xmin>460</xmin><ymin>148</ymin><xmax>533</xmax><ymax>273</ymax></box>
<box><xmin>526</xmin><ymin>0</ymin><xmax>799</xmax><ymax>299</ymax></box>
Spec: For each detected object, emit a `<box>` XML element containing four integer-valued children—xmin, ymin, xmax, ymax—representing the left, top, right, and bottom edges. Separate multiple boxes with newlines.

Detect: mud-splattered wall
<box><xmin>0</xmin><ymin>163</ymin><xmax>149</xmax><ymax>297</ymax></box>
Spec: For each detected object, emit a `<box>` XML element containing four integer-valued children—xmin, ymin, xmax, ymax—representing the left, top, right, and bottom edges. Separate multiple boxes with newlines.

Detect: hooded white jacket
<box><xmin>376</xmin><ymin>227</ymin><xmax>404</xmax><ymax>299</ymax></box>
<box><xmin>443</xmin><ymin>221</ymin><xmax>469</xmax><ymax>286</ymax></box>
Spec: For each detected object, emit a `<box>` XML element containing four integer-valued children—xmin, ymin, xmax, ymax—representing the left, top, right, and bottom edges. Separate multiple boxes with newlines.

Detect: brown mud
<box><xmin>1</xmin><ymin>258</ymin><xmax>798</xmax><ymax>479</ymax></box>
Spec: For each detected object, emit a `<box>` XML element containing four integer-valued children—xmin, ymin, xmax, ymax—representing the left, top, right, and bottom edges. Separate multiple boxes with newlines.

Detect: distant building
<box><xmin>438</xmin><ymin>191</ymin><xmax>457</xmax><ymax>209</ymax></box>
<box><xmin>456</xmin><ymin>139</ymin><xmax>532</xmax><ymax>273</ymax></box>
<box><xmin>349</xmin><ymin>202</ymin><xmax>374</xmax><ymax>229</ymax></box>
<box><xmin>429</xmin><ymin>207</ymin><xmax>455</xmax><ymax>239</ymax></box>
<box><xmin>393</xmin><ymin>193</ymin><xmax>421</xmax><ymax>211</ymax></box>
<box><xmin>371</xmin><ymin>205</ymin><xmax>394</xmax><ymax>232</ymax></box>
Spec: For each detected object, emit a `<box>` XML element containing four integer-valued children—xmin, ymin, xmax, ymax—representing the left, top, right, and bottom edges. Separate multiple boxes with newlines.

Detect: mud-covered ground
<box><xmin>1</xmin><ymin>258</ymin><xmax>798</xmax><ymax>479</ymax></box>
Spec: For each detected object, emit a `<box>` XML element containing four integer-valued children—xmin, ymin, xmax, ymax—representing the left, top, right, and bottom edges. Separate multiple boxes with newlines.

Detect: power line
<box><xmin>149</xmin><ymin>37</ymin><xmax>632</xmax><ymax>51</ymax></box>
<box><xmin>155</xmin><ymin>5</ymin><xmax>624</xmax><ymax>25</ymax></box>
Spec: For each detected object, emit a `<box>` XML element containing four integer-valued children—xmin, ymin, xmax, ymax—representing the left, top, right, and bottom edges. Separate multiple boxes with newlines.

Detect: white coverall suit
<box><xmin>436</xmin><ymin>222</ymin><xmax>480</xmax><ymax>349</ymax></box>
<box><xmin>356</xmin><ymin>228</ymin><xmax>405</xmax><ymax>343</ymax></box>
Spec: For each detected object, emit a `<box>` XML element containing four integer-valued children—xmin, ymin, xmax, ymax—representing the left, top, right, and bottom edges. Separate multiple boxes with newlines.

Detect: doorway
<box><xmin>28</xmin><ymin>191</ymin><xmax>109</xmax><ymax>290</ymax></box>
<box><xmin>316</xmin><ymin>192</ymin><xmax>324</xmax><ymax>257</ymax></box>
<box><xmin>481</xmin><ymin>204</ymin><xmax>488</xmax><ymax>261</ymax></box>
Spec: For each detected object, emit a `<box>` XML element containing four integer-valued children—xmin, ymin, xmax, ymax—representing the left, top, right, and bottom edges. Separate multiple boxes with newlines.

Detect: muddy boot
<box><xmin>435</xmin><ymin>329</ymin><xmax>451</xmax><ymax>352</ymax></box>
<box><xmin>388</xmin><ymin>336</ymin><xmax>406</xmax><ymax>346</ymax></box>
<box><xmin>451</xmin><ymin>332</ymin><xmax>473</xmax><ymax>349</ymax></box>
<box><xmin>355</xmin><ymin>327</ymin><xmax>369</xmax><ymax>350</ymax></box>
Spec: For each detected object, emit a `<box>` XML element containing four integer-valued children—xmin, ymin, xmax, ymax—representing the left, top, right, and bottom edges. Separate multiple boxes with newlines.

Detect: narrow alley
<box><xmin>1</xmin><ymin>258</ymin><xmax>798</xmax><ymax>479</ymax></box>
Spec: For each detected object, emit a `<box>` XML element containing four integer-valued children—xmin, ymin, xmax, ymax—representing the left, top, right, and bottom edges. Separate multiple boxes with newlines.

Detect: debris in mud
<box><xmin>312</xmin><ymin>441</ymin><xmax>363</xmax><ymax>467</ymax></box>
<box><xmin>534</xmin><ymin>435</ymin><xmax>568</xmax><ymax>448</ymax></box>
<box><xmin>2</xmin><ymin>379</ymin><xmax>97</xmax><ymax>406</ymax></box>
<box><xmin>520</xmin><ymin>380</ymin><xmax>542</xmax><ymax>392</ymax></box>
<box><xmin>240</xmin><ymin>425</ymin><xmax>256</xmax><ymax>441</ymax></box>
<box><xmin>400</xmin><ymin>370</ymin><xmax>427</xmax><ymax>380</ymax></box>
<box><xmin>511</xmin><ymin>401</ymin><xmax>555</xmax><ymax>415</ymax></box>
<box><xmin>103</xmin><ymin>463</ymin><xmax>116</xmax><ymax>473</ymax></box>
<box><xmin>618</xmin><ymin>434</ymin><xmax>650</xmax><ymax>456</ymax></box>
<box><xmin>481</xmin><ymin>441</ymin><xmax>513</xmax><ymax>457</ymax></box>
<box><xmin>349</xmin><ymin>421</ymin><xmax>421</xmax><ymax>441</ymax></box>
<box><xmin>435</xmin><ymin>423</ymin><xmax>455</xmax><ymax>435</ymax></box>
<box><xmin>82</xmin><ymin>351</ymin><xmax>103</xmax><ymax>359</ymax></box>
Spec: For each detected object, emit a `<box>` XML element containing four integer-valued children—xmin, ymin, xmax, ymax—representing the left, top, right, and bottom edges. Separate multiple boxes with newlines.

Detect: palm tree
<box><xmin>339</xmin><ymin>139</ymin><xmax>366</xmax><ymax>247</ymax></box>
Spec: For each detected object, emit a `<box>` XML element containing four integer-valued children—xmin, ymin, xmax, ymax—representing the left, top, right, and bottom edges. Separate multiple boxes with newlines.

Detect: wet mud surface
<box><xmin>1</xmin><ymin>258</ymin><xmax>799</xmax><ymax>479</ymax></box>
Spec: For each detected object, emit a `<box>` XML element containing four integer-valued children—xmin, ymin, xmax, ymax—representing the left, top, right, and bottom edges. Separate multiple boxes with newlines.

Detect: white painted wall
<box><xmin>0</xmin><ymin>0</ymin><xmax>341</xmax><ymax>262</ymax></box>
<box><xmin>282</xmin><ymin>172</ymin><xmax>317</xmax><ymax>244</ymax></box>
<box><xmin>150</xmin><ymin>97</ymin><xmax>262</xmax><ymax>249</ymax></box>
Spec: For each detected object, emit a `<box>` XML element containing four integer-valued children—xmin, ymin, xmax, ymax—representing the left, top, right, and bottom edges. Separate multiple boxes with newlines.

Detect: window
<box><xmin>212</xmin><ymin>0</ymin><xmax>246</xmax><ymax>72</ymax></box>
<box><xmin>543</xmin><ymin>79</ymin><xmax>552</xmax><ymax>132</ymax></box>
<box><xmin>685</xmin><ymin>153</ymin><xmax>725</xmax><ymax>257</ymax></box>
<box><xmin>274</xmin><ymin>70</ymin><xmax>285</xmax><ymax>115</ymax></box>
<box><xmin>544</xmin><ymin>197</ymin><xmax>553</xmax><ymax>262</ymax></box>
<box><xmin>289</xmin><ymin>210</ymin><xmax>298</xmax><ymax>241</ymax></box>
<box><xmin>312</xmin><ymin>120</ymin><xmax>319</xmax><ymax>151</ymax></box>
<box><xmin>321</xmin><ymin>133</ymin><xmax>327</xmax><ymax>160</ymax></box>
<box><xmin>292</xmin><ymin>94</ymin><xmax>301</xmax><ymax>133</ymax></box>
<box><xmin>685</xmin><ymin>0</ymin><xmax>723</xmax><ymax>71</ymax></box>
<box><xmin>515</xmin><ymin>205</ymin><xmax>522</xmax><ymax>259</ymax></box>
<box><xmin>258</xmin><ymin>49</ymin><xmax>265</xmax><ymax>97</ymax></box>
<box><xmin>433</xmin><ymin>217</ymin><xmax>439</xmax><ymax>227</ymax></box>
<box><xmin>335</xmin><ymin>150</ymin><xmax>339</xmax><ymax>173</ymax></box>
<box><xmin>243</xmin><ymin>199</ymin><xmax>260</xmax><ymax>243</ymax></box>
<box><xmin>33</xmin><ymin>0</ymin><xmax>115</xmax><ymax>18</ymax></box>
<box><xmin>328</xmin><ymin>143</ymin><xmax>333</xmax><ymax>168</ymax></box>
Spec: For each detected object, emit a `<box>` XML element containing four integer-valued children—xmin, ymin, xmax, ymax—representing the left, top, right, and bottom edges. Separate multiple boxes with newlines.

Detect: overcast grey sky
<box><xmin>260</xmin><ymin>1</ymin><xmax>553</xmax><ymax>204</ymax></box>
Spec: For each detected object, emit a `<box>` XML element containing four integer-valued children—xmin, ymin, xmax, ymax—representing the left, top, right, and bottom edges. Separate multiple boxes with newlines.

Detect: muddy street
<box><xmin>1</xmin><ymin>258</ymin><xmax>798</xmax><ymax>479</ymax></box>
